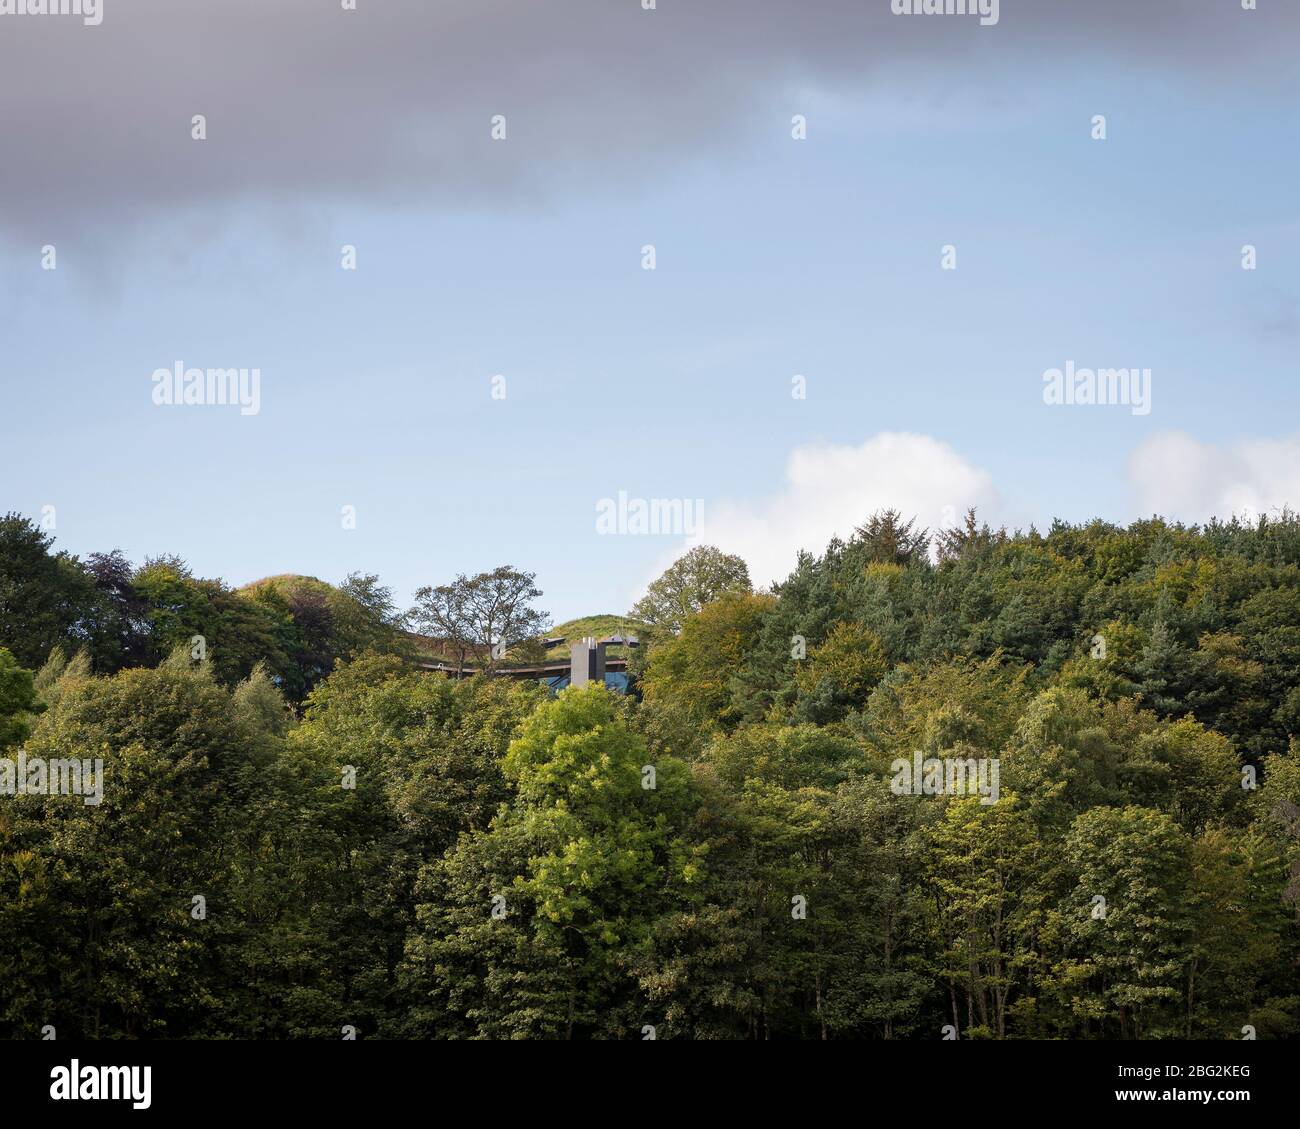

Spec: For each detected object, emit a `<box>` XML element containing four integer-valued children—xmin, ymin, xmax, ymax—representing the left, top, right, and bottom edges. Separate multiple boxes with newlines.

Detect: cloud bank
<box><xmin>686</xmin><ymin>431</ymin><xmax>999</xmax><ymax>587</ymax></box>
<box><xmin>2</xmin><ymin>0</ymin><xmax>1295</xmax><ymax>243</ymax></box>
<box><xmin>1128</xmin><ymin>432</ymin><xmax>1300</xmax><ymax>525</ymax></box>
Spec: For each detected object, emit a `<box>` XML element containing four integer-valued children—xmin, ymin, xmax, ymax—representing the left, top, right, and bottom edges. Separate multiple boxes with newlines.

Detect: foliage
<box><xmin>629</xmin><ymin>545</ymin><xmax>752</xmax><ymax>634</ymax></box>
<box><xmin>6</xmin><ymin>508</ymin><xmax>1300</xmax><ymax>1039</ymax></box>
<box><xmin>409</xmin><ymin>566</ymin><xmax>551</xmax><ymax>676</ymax></box>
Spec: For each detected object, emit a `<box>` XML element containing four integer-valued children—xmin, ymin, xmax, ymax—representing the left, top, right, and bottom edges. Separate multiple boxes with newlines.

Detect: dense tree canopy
<box><xmin>3</xmin><ymin>508</ymin><xmax>1300</xmax><ymax>1039</ymax></box>
<box><xmin>0</xmin><ymin>516</ymin><xmax>406</xmax><ymax>705</ymax></box>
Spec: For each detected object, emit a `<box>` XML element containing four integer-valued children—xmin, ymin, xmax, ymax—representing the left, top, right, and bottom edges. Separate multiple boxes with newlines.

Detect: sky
<box><xmin>2</xmin><ymin>0</ymin><xmax>1299</xmax><ymax>623</ymax></box>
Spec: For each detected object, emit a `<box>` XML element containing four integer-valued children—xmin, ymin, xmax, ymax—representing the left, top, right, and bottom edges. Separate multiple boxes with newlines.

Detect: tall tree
<box><xmin>630</xmin><ymin>545</ymin><xmax>752</xmax><ymax>634</ymax></box>
<box><xmin>402</xmin><ymin>686</ymin><xmax>696</xmax><ymax>1038</ymax></box>
<box><xmin>412</xmin><ymin>566</ymin><xmax>550</xmax><ymax>676</ymax></box>
<box><xmin>0</xmin><ymin>513</ymin><xmax>96</xmax><ymax>669</ymax></box>
<box><xmin>408</xmin><ymin>579</ymin><xmax>476</xmax><ymax>677</ymax></box>
<box><xmin>851</xmin><ymin>510</ymin><xmax>931</xmax><ymax>567</ymax></box>
<box><xmin>0</xmin><ymin>648</ymin><xmax>41</xmax><ymax>750</ymax></box>
<box><xmin>81</xmin><ymin>550</ymin><xmax>151</xmax><ymax>673</ymax></box>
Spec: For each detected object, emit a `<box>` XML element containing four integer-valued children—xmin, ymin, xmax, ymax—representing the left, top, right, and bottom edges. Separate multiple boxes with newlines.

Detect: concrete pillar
<box><xmin>569</xmin><ymin>637</ymin><xmax>606</xmax><ymax>687</ymax></box>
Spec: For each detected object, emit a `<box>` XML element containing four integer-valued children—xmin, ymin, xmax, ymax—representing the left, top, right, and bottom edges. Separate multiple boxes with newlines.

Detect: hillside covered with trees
<box><xmin>2</xmin><ymin>509</ymin><xmax>1299</xmax><ymax>1039</ymax></box>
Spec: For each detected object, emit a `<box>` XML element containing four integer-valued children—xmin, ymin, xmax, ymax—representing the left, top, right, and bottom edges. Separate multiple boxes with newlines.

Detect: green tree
<box><xmin>640</xmin><ymin>592</ymin><xmax>774</xmax><ymax>752</ymax></box>
<box><xmin>1054</xmin><ymin>806</ymin><xmax>1191</xmax><ymax>1039</ymax></box>
<box><xmin>0</xmin><ymin>647</ymin><xmax>41</xmax><ymax>750</ymax></box>
<box><xmin>410</xmin><ymin>566</ymin><xmax>550</xmax><ymax>677</ymax></box>
<box><xmin>0</xmin><ymin>513</ymin><xmax>96</xmax><ymax>669</ymax></box>
<box><xmin>404</xmin><ymin>686</ymin><xmax>697</xmax><ymax>1038</ymax></box>
<box><xmin>630</xmin><ymin>545</ymin><xmax>752</xmax><ymax>634</ymax></box>
<box><xmin>926</xmin><ymin>792</ymin><xmax>1041</xmax><ymax>1039</ymax></box>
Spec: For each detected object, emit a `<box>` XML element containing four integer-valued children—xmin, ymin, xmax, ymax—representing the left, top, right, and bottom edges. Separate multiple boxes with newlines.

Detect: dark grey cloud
<box><xmin>0</xmin><ymin>0</ymin><xmax>1295</xmax><ymax>242</ymax></box>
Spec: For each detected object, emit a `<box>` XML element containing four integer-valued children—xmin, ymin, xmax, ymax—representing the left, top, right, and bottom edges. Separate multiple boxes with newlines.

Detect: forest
<box><xmin>2</xmin><ymin>508</ymin><xmax>1299</xmax><ymax>1040</ymax></box>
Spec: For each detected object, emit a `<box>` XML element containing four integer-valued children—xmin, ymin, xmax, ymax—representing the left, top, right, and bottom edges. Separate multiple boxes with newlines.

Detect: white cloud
<box><xmin>677</xmin><ymin>432</ymin><xmax>999</xmax><ymax>590</ymax></box>
<box><xmin>1128</xmin><ymin>432</ymin><xmax>1300</xmax><ymax>524</ymax></box>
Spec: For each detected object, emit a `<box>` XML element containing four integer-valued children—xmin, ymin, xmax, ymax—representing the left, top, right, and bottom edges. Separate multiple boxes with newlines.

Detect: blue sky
<box><xmin>2</xmin><ymin>1</ymin><xmax>1298</xmax><ymax>623</ymax></box>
